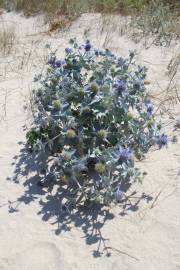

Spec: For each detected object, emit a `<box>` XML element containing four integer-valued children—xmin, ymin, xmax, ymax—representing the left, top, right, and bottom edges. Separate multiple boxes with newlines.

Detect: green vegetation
<box><xmin>135</xmin><ymin>0</ymin><xmax>180</xmax><ymax>45</ymax></box>
<box><xmin>0</xmin><ymin>0</ymin><xmax>179</xmax><ymax>18</ymax></box>
<box><xmin>0</xmin><ymin>0</ymin><xmax>179</xmax><ymax>42</ymax></box>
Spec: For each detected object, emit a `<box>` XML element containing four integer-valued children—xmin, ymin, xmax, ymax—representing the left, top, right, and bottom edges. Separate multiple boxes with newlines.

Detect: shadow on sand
<box><xmin>7</xmin><ymin>141</ymin><xmax>153</xmax><ymax>257</ymax></box>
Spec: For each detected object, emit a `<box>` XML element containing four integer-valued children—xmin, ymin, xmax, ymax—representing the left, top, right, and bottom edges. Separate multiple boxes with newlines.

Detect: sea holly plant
<box><xmin>26</xmin><ymin>39</ymin><xmax>167</xmax><ymax>209</ymax></box>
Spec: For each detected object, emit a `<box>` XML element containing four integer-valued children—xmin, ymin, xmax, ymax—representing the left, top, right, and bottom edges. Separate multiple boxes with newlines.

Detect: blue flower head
<box><xmin>84</xmin><ymin>40</ymin><xmax>91</xmax><ymax>52</ymax></box>
<box><xmin>157</xmin><ymin>134</ymin><xmax>168</xmax><ymax>148</ymax></box>
<box><xmin>133</xmin><ymin>80</ymin><xmax>141</xmax><ymax>91</ymax></box>
<box><xmin>117</xmin><ymin>57</ymin><xmax>124</xmax><ymax>66</ymax></box>
<box><xmin>48</xmin><ymin>55</ymin><xmax>56</xmax><ymax>67</ymax></box>
<box><xmin>55</xmin><ymin>59</ymin><xmax>66</xmax><ymax>68</ymax></box>
<box><xmin>95</xmin><ymin>49</ymin><xmax>99</xmax><ymax>56</ymax></box>
<box><xmin>145</xmin><ymin>98</ymin><xmax>153</xmax><ymax>117</ymax></box>
<box><xmin>65</xmin><ymin>48</ymin><xmax>72</xmax><ymax>54</ymax></box>
<box><xmin>115</xmin><ymin>146</ymin><xmax>133</xmax><ymax>164</ymax></box>
<box><xmin>115</xmin><ymin>80</ymin><xmax>127</xmax><ymax>94</ymax></box>
<box><xmin>146</xmin><ymin>101</ymin><xmax>153</xmax><ymax>117</ymax></box>
<box><xmin>115</xmin><ymin>188</ymin><xmax>124</xmax><ymax>202</ymax></box>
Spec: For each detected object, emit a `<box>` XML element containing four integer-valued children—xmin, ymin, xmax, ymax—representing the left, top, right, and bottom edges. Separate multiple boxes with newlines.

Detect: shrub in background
<box><xmin>26</xmin><ymin>39</ymin><xmax>167</xmax><ymax>209</ymax></box>
<box><xmin>135</xmin><ymin>0</ymin><xmax>180</xmax><ymax>46</ymax></box>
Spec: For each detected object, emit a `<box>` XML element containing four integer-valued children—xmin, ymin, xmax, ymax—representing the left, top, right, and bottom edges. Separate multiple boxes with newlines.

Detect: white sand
<box><xmin>0</xmin><ymin>11</ymin><xmax>180</xmax><ymax>270</ymax></box>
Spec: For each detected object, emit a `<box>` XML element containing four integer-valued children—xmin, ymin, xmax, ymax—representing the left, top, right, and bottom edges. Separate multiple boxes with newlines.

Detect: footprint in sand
<box><xmin>0</xmin><ymin>242</ymin><xmax>70</xmax><ymax>270</ymax></box>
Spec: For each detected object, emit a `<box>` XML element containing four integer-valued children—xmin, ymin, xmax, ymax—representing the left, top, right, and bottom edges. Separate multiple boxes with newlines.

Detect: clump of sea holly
<box><xmin>26</xmin><ymin>39</ymin><xmax>167</xmax><ymax>209</ymax></box>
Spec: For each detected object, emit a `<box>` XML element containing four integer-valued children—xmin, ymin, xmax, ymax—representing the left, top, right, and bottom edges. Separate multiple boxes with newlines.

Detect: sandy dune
<box><xmin>0</xmin><ymin>11</ymin><xmax>180</xmax><ymax>270</ymax></box>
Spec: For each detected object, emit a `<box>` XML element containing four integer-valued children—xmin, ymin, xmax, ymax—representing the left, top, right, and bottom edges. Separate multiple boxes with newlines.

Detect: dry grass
<box><xmin>0</xmin><ymin>24</ymin><xmax>16</xmax><ymax>54</ymax></box>
<box><xmin>134</xmin><ymin>0</ymin><xmax>180</xmax><ymax>46</ymax></box>
<box><xmin>0</xmin><ymin>0</ymin><xmax>178</xmax><ymax>45</ymax></box>
<box><xmin>150</xmin><ymin>52</ymin><xmax>180</xmax><ymax>117</ymax></box>
<box><xmin>0</xmin><ymin>0</ymin><xmax>179</xmax><ymax>14</ymax></box>
<box><xmin>9</xmin><ymin>0</ymin><xmax>180</xmax><ymax>14</ymax></box>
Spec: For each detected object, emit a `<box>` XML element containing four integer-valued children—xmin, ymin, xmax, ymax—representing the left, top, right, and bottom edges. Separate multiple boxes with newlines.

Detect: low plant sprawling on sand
<box><xmin>26</xmin><ymin>39</ymin><xmax>167</xmax><ymax>209</ymax></box>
